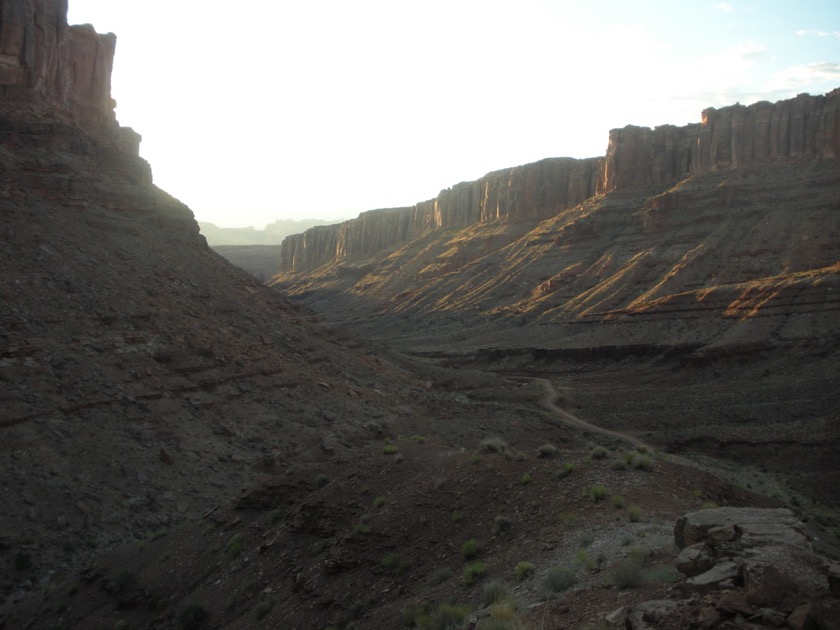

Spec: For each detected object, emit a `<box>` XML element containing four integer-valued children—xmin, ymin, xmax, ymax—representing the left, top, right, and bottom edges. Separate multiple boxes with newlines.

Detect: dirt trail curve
<box><xmin>532</xmin><ymin>377</ymin><xmax>655</xmax><ymax>452</ymax></box>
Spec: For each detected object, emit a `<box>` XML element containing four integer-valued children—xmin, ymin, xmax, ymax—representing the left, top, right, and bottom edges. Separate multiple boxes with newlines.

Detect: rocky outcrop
<box><xmin>278</xmin><ymin>90</ymin><xmax>839</xmax><ymax>275</ymax></box>
<box><xmin>609</xmin><ymin>507</ymin><xmax>840</xmax><ymax>629</ymax></box>
<box><xmin>0</xmin><ymin>0</ymin><xmax>118</xmax><ymax>132</ymax></box>
<box><xmin>279</xmin><ymin>157</ymin><xmax>600</xmax><ymax>272</ymax></box>
<box><xmin>598</xmin><ymin>89</ymin><xmax>840</xmax><ymax>192</ymax></box>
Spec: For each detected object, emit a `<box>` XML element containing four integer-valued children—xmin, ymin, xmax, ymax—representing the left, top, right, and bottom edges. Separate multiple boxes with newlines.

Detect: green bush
<box><xmin>518</xmin><ymin>473</ymin><xmax>532</xmax><ymax>485</ymax></box>
<box><xmin>383</xmin><ymin>443</ymin><xmax>399</xmax><ymax>455</ymax></box>
<box><xmin>373</xmin><ymin>496</ymin><xmax>386</xmax><ymax>508</ymax></box>
<box><xmin>463</xmin><ymin>562</ymin><xmax>487</xmax><ymax>585</ymax></box>
<box><xmin>556</xmin><ymin>462</ymin><xmax>575</xmax><ymax>478</ymax></box>
<box><xmin>482</xmin><ymin>579</ymin><xmax>512</xmax><ymax>606</ymax></box>
<box><xmin>462</xmin><ymin>539</ymin><xmax>480</xmax><ymax>560</ymax></box>
<box><xmin>416</xmin><ymin>604</ymin><xmax>471</xmax><ymax>630</ymax></box>
<box><xmin>514</xmin><ymin>561</ymin><xmax>535</xmax><ymax>582</ymax></box>
<box><xmin>588</xmin><ymin>484</ymin><xmax>607</xmax><ymax>502</ymax></box>
<box><xmin>542</xmin><ymin>566</ymin><xmax>575</xmax><ymax>594</ymax></box>
<box><xmin>627</xmin><ymin>505</ymin><xmax>642</xmax><ymax>522</ymax></box>
<box><xmin>591</xmin><ymin>446</ymin><xmax>608</xmax><ymax>460</ymax></box>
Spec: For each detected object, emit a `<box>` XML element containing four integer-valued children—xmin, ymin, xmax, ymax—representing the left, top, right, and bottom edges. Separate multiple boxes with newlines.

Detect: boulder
<box><xmin>685</xmin><ymin>560</ymin><xmax>739</xmax><ymax>593</ymax></box>
<box><xmin>674</xmin><ymin>507</ymin><xmax>806</xmax><ymax>549</ymax></box>
<box><xmin>675</xmin><ymin>543</ymin><xmax>716</xmax><ymax>577</ymax></box>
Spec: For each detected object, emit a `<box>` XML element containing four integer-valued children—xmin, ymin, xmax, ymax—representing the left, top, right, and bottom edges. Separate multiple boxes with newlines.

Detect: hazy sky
<box><xmin>67</xmin><ymin>1</ymin><xmax>840</xmax><ymax>228</ymax></box>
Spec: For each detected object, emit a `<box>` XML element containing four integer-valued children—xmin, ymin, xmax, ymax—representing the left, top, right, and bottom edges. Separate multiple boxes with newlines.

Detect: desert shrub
<box><xmin>627</xmin><ymin>505</ymin><xmax>642</xmax><ymax>522</ymax></box>
<box><xmin>373</xmin><ymin>496</ymin><xmax>386</xmax><ymax>508</ymax></box>
<box><xmin>427</xmin><ymin>567</ymin><xmax>454</xmax><ymax>586</ymax></box>
<box><xmin>411</xmin><ymin>434</ymin><xmax>426</xmax><ymax>443</ymax></box>
<box><xmin>611</xmin><ymin>459</ymin><xmax>628</xmax><ymax>471</ymax></box>
<box><xmin>577</xmin><ymin>532</ymin><xmax>594</xmax><ymax>547</ymax></box>
<box><xmin>253</xmin><ymin>599</ymin><xmax>273</xmax><ymax>620</ymax></box>
<box><xmin>591</xmin><ymin>446</ymin><xmax>608</xmax><ymax>460</ymax></box>
<box><xmin>633</xmin><ymin>454</ymin><xmax>655</xmax><ymax>471</ymax></box>
<box><xmin>588</xmin><ymin>484</ymin><xmax>607</xmax><ymax>502</ymax></box>
<box><xmin>355</xmin><ymin>522</ymin><xmax>371</xmax><ymax>535</ymax></box>
<box><xmin>315</xmin><ymin>473</ymin><xmax>329</xmax><ymax>487</ymax></box>
<box><xmin>556</xmin><ymin>461</ymin><xmax>575</xmax><ymax>479</ymax></box>
<box><xmin>492</xmin><ymin>514</ymin><xmax>511</xmax><ymax>536</ymax></box>
<box><xmin>558</xmin><ymin>512</ymin><xmax>576</xmax><ymax>523</ymax></box>
<box><xmin>178</xmin><ymin>603</ymin><xmax>209</xmax><ymax>630</ymax></box>
<box><xmin>504</xmin><ymin>448</ymin><xmax>527</xmax><ymax>462</ymax></box>
<box><xmin>542</xmin><ymin>566</ymin><xmax>575</xmax><ymax>594</ymax></box>
<box><xmin>575</xmin><ymin>550</ymin><xmax>596</xmax><ymax>571</ymax></box>
<box><xmin>463</xmin><ymin>562</ymin><xmax>487</xmax><ymax>585</ymax></box>
<box><xmin>518</xmin><ymin>473</ymin><xmax>532</xmax><ymax>485</ymax></box>
<box><xmin>382</xmin><ymin>553</ymin><xmax>411</xmax><ymax>575</ymax></box>
<box><xmin>514</xmin><ymin>561</ymin><xmax>535</xmax><ymax>582</ymax></box>
<box><xmin>701</xmin><ymin>500</ymin><xmax>719</xmax><ymax>510</ymax></box>
<box><xmin>451</xmin><ymin>510</ymin><xmax>463</xmax><ymax>522</ymax></box>
<box><xmin>227</xmin><ymin>534</ymin><xmax>242</xmax><ymax>556</ymax></box>
<box><xmin>612</xmin><ymin>559</ymin><xmax>643</xmax><ymax>589</ymax></box>
<box><xmin>115</xmin><ymin>619</ymin><xmax>129</xmax><ymax>630</ymax></box>
<box><xmin>403</xmin><ymin>602</ymin><xmax>430</xmax><ymax>626</ymax></box>
<box><xmin>611</xmin><ymin>494</ymin><xmax>625</xmax><ymax>509</ymax></box>
<box><xmin>537</xmin><ymin>443</ymin><xmax>558</xmax><ymax>458</ymax></box>
<box><xmin>479</xmin><ymin>437</ymin><xmax>509</xmax><ymax>454</ymax></box>
<box><xmin>645</xmin><ymin>566</ymin><xmax>682</xmax><ymax>583</ymax></box>
<box><xmin>462</xmin><ymin>539</ymin><xmax>480</xmax><ymax>560</ymax></box>
<box><xmin>482</xmin><ymin>579</ymin><xmax>512</xmax><ymax>606</ymax></box>
<box><xmin>416</xmin><ymin>603</ymin><xmax>471</xmax><ymax>630</ymax></box>
<box><xmin>383</xmin><ymin>443</ymin><xmax>399</xmax><ymax>455</ymax></box>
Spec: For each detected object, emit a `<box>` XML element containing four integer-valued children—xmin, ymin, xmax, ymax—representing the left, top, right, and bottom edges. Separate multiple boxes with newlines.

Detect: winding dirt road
<box><xmin>532</xmin><ymin>377</ymin><xmax>654</xmax><ymax>452</ymax></box>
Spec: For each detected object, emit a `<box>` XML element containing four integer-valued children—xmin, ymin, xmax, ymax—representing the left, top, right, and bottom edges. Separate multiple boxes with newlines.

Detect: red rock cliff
<box><xmin>279</xmin><ymin>157</ymin><xmax>601</xmax><ymax>272</ymax></box>
<box><xmin>1</xmin><ymin>0</ymin><xmax>120</xmax><ymax>134</ymax></box>
<box><xmin>599</xmin><ymin>89</ymin><xmax>840</xmax><ymax>193</ymax></box>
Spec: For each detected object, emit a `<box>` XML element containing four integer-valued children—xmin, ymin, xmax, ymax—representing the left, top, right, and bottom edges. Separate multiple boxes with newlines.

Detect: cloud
<box><xmin>766</xmin><ymin>62</ymin><xmax>840</xmax><ymax>92</ymax></box>
<box><xmin>795</xmin><ymin>29</ymin><xmax>840</xmax><ymax>39</ymax></box>
<box><xmin>714</xmin><ymin>2</ymin><xmax>733</xmax><ymax>12</ymax></box>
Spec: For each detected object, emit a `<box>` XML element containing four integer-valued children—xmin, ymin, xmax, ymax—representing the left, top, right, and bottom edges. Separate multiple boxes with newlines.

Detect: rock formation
<box><xmin>279</xmin><ymin>157</ymin><xmax>601</xmax><ymax>272</ymax></box>
<box><xmin>277</xmin><ymin>89</ymin><xmax>840</xmax><ymax>274</ymax></box>
<box><xmin>609</xmin><ymin>507</ymin><xmax>840</xmax><ymax>629</ymax></box>
<box><xmin>0</xmin><ymin>0</ymin><xmax>118</xmax><ymax>132</ymax></box>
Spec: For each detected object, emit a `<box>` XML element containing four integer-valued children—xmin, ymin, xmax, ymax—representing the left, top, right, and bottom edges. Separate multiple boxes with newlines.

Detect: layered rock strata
<box><xmin>278</xmin><ymin>89</ymin><xmax>840</xmax><ymax>274</ymax></box>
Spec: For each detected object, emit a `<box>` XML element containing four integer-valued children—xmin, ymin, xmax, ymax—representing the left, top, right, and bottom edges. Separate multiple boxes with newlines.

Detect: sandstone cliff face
<box><xmin>598</xmin><ymin>89</ymin><xmax>840</xmax><ymax>192</ymax></box>
<box><xmin>0</xmin><ymin>0</ymin><xmax>118</xmax><ymax>131</ymax></box>
<box><xmin>279</xmin><ymin>90</ymin><xmax>839</xmax><ymax>275</ymax></box>
<box><xmin>279</xmin><ymin>157</ymin><xmax>601</xmax><ymax>272</ymax></box>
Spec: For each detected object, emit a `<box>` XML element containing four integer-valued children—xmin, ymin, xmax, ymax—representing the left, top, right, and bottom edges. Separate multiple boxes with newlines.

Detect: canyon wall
<box><xmin>0</xmin><ymin>0</ymin><xmax>118</xmax><ymax>132</ymax></box>
<box><xmin>599</xmin><ymin>90</ymin><xmax>840</xmax><ymax>192</ymax></box>
<box><xmin>279</xmin><ymin>89</ymin><xmax>840</xmax><ymax>274</ymax></box>
<box><xmin>279</xmin><ymin>157</ymin><xmax>601</xmax><ymax>272</ymax></box>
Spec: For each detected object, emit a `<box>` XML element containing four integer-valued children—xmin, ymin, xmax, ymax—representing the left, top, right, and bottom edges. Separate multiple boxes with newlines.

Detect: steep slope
<box><xmin>0</xmin><ymin>0</ymin><xmax>527</xmax><ymax>610</ymax></box>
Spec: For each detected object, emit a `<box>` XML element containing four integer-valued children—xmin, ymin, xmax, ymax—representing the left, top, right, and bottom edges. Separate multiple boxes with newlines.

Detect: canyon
<box><xmin>1</xmin><ymin>1</ymin><xmax>839</xmax><ymax>628</ymax></box>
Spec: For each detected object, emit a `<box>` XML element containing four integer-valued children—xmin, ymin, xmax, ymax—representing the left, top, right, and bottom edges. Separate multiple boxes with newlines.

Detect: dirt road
<box><xmin>532</xmin><ymin>377</ymin><xmax>654</xmax><ymax>452</ymax></box>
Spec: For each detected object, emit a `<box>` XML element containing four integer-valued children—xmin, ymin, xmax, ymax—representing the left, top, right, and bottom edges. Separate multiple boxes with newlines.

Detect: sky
<box><xmin>66</xmin><ymin>1</ymin><xmax>840</xmax><ymax>229</ymax></box>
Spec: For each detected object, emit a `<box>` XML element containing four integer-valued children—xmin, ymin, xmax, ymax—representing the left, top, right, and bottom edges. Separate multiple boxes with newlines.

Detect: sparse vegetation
<box><xmin>373</xmin><ymin>495</ymin><xmax>386</xmax><ymax>508</ymax></box>
<box><xmin>492</xmin><ymin>514</ymin><xmax>512</xmax><ymax>536</ymax></box>
<box><xmin>518</xmin><ymin>472</ymin><xmax>532</xmax><ymax>485</ymax></box>
<box><xmin>479</xmin><ymin>437</ymin><xmax>509</xmax><ymax>454</ymax></box>
<box><xmin>383</xmin><ymin>443</ymin><xmax>399</xmax><ymax>455</ymax></box>
<box><xmin>611</xmin><ymin>494</ymin><xmax>626</xmax><ymax>508</ymax></box>
<box><xmin>557</xmin><ymin>461</ymin><xmax>575</xmax><ymax>478</ymax></box>
<box><xmin>588</xmin><ymin>484</ymin><xmax>607</xmax><ymax>502</ymax></box>
<box><xmin>463</xmin><ymin>562</ymin><xmax>487</xmax><ymax>585</ymax></box>
<box><xmin>427</xmin><ymin>567</ymin><xmax>454</xmax><ymax>586</ymax></box>
<box><xmin>628</xmin><ymin>504</ymin><xmax>642</xmax><ymax>522</ymax></box>
<box><xmin>482</xmin><ymin>579</ymin><xmax>513</xmax><ymax>606</ymax></box>
<box><xmin>542</xmin><ymin>566</ymin><xmax>576</xmax><ymax>594</ymax></box>
<box><xmin>514</xmin><ymin>561</ymin><xmax>536</xmax><ymax>582</ymax></box>
<box><xmin>462</xmin><ymin>539</ymin><xmax>480</xmax><ymax>560</ymax></box>
<box><xmin>591</xmin><ymin>446</ymin><xmax>608</xmax><ymax>459</ymax></box>
<box><xmin>410</xmin><ymin>603</ymin><xmax>471</xmax><ymax>630</ymax></box>
<box><xmin>382</xmin><ymin>552</ymin><xmax>410</xmax><ymax>575</ymax></box>
<box><xmin>537</xmin><ymin>443</ymin><xmax>558</xmax><ymax>458</ymax></box>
